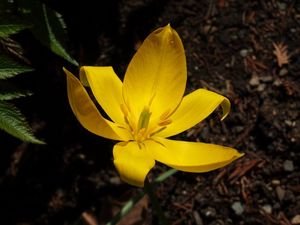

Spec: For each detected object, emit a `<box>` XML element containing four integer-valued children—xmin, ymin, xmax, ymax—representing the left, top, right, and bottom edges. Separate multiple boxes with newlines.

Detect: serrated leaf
<box><xmin>0</xmin><ymin>54</ymin><xmax>33</xmax><ymax>79</ymax></box>
<box><xmin>0</xmin><ymin>24</ymin><xmax>30</xmax><ymax>37</ymax></box>
<box><xmin>0</xmin><ymin>91</ymin><xmax>31</xmax><ymax>100</ymax></box>
<box><xmin>0</xmin><ymin>80</ymin><xmax>32</xmax><ymax>100</ymax></box>
<box><xmin>18</xmin><ymin>1</ymin><xmax>78</xmax><ymax>66</ymax></box>
<box><xmin>0</xmin><ymin>101</ymin><xmax>44</xmax><ymax>144</ymax></box>
<box><xmin>41</xmin><ymin>4</ymin><xmax>78</xmax><ymax>66</ymax></box>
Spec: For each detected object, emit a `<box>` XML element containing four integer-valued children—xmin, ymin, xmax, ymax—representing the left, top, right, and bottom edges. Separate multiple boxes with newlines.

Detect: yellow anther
<box><xmin>138</xmin><ymin>128</ymin><xmax>147</xmax><ymax>137</ymax></box>
<box><xmin>120</xmin><ymin>103</ymin><xmax>136</xmax><ymax>136</ymax></box>
<box><xmin>160</xmin><ymin>109</ymin><xmax>171</xmax><ymax>120</ymax></box>
<box><xmin>158</xmin><ymin>118</ymin><xmax>172</xmax><ymax>126</ymax></box>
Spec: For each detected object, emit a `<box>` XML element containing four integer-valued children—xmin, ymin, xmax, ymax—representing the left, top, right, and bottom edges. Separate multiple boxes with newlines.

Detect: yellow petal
<box><xmin>64</xmin><ymin>68</ymin><xmax>131</xmax><ymax>141</ymax></box>
<box><xmin>80</xmin><ymin>66</ymin><xmax>124</xmax><ymax>125</ymax></box>
<box><xmin>123</xmin><ymin>24</ymin><xmax>186</xmax><ymax>121</ymax></box>
<box><xmin>145</xmin><ymin>138</ymin><xmax>243</xmax><ymax>172</ymax></box>
<box><xmin>159</xmin><ymin>89</ymin><xmax>230</xmax><ymax>137</ymax></box>
<box><xmin>113</xmin><ymin>141</ymin><xmax>155</xmax><ymax>187</ymax></box>
<box><xmin>79</xmin><ymin>67</ymin><xmax>89</xmax><ymax>86</ymax></box>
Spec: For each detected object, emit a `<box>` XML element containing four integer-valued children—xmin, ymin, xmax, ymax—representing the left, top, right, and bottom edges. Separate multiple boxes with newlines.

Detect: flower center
<box><xmin>120</xmin><ymin>104</ymin><xmax>172</xmax><ymax>142</ymax></box>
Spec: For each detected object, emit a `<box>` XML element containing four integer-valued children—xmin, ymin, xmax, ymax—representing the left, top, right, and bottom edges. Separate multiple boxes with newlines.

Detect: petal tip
<box><xmin>62</xmin><ymin>67</ymin><xmax>69</xmax><ymax>74</ymax></box>
<box><xmin>159</xmin><ymin>23</ymin><xmax>174</xmax><ymax>36</ymax></box>
<box><xmin>229</xmin><ymin>150</ymin><xmax>245</xmax><ymax>164</ymax></box>
<box><xmin>63</xmin><ymin>67</ymin><xmax>74</xmax><ymax>78</ymax></box>
<box><xmin>235</xmin><ymin>151</ymin><xmax>245</xmax><ymax>159</ymax></box>
<box><xmin>220</xmin><ymin>98</ymin><xmax>231</xmax><ymax>121</ymax></box>
<box><xmin>165</xmin><ymin>23</ymin><xmax>171</xmax><ymax>29</ymax></box>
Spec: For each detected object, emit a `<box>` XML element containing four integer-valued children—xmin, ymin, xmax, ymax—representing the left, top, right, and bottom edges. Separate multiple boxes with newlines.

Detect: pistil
<box><xmin>137</xmin><ymin>106</ymin><xmax>151</xmax><ymax>131</ymax></box>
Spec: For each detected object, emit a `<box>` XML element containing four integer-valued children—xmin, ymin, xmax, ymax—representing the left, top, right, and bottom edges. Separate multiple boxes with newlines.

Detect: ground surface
<box><xmin>0</xmin><ymin>0</ymin><xmax>300</xmax><ymax>225</ymax></box>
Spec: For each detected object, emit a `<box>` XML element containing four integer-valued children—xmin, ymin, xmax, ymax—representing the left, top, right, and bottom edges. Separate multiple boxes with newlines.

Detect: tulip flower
<box><xmin>64</xmin><ymin>24</ymin><xmax>243</xmax><ymax>187</ymax></box>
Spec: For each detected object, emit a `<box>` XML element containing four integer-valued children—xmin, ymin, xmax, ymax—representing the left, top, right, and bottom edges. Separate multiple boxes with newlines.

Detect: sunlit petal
<box><xmin>123</xmin><ymin>24</ymin><xmax>187</xmax><ymax>121</ymax></box>
<box><xmin>145</xmin><ymin>138</ymin><xmax>243</xmax><ymax>172</ymax></box>
<box><xmin>64</xmin><ymin>24</ymin><xmax>245</xmax><ymax>188</ymax></box>
<box><xmin>159</xmin><ymin>89</ymin><xmax>230</xmax><ymax>137</ymax></box>
<box><xmin>113</xmin><ymin>141</ymin><xmax>155</xmax><ymax>187</ymax></box>
<box><xmin>80</xmin><ymin>66</ymin><xmax>124</xmax><ymax>125</ymax></box>
<box><xmin>64</xmin><ymin>68</ymin><xmax>131</xmax><ymax>141</ymax></box>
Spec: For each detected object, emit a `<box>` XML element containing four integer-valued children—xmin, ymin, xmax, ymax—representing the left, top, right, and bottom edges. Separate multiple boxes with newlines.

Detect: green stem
<box><xmin>106</xmin><ymin>169</ymin><xmax>177</xmax><ymax>225</ymax></box>
<box><xmin>144</xmin><ymin>179</ymin><xmax>170</xmax><ymax>225</ymax></box>
<box><xmin>106</xmin><ymin>191</ymin><xmax>144</xmax><ymax>225</ymax></box>
<box><xmin>154</xmin><ymin>168</ymin><xmax>177</xmax><ymax>184</ymax></box>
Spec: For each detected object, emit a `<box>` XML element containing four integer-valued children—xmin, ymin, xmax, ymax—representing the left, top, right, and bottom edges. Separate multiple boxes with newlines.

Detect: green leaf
<box><xmin>0</xmin><ymin>54</ymin><xmax>33</xmax><ymax>79</ymax></box>
<box><xmin>41</xmin><ymin>4</ymin><xmax>78</xmax><ymax>66</ymax></box>
<box><xmin>0</xmin><ymin>24</ymin><xmax>30</xmax><ymax>37</ymax></box>
<box><xmin>0</xmin><ymin>101</ymin><xmax>44</xmax><ymax>144</ymax></box>
<box><xmin>18</xmin><ymin>1</ymin><xmax>78</xmax><ymax>66</ymax></box>
<box><xmin>0</xmin><ymin>80</ymin><xmax>32</xmax><ymax>100</ymax></box>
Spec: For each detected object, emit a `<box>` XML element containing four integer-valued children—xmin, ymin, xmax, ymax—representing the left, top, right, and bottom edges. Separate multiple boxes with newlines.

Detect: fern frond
<box><xmin>0</xmin><ymin>80</ymin><xmax>32</xmax><ymax>100</ymax></box>
<box><xmin>0</xmin><ymin>101</ymin><xmax>44</xmax><ymax>144</ymax></box>
<box><xmin>0</xmin><ymin>54</ymin><xmax>33</xmax><ymax>79</ymax></box>
<box><xmin>0</xmin><ymin>24</ymin><xmax>30</xmax><ymax>37</ymax></box>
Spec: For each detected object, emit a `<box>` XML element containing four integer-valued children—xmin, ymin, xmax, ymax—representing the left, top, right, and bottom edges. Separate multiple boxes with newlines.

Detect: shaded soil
<box><xmin>0</xmin><ymin>0</ymin><xmax>300</xmax><ymax>225</ymax></box>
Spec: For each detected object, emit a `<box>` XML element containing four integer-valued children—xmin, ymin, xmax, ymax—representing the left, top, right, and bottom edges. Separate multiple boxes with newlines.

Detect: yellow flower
<box><xmin>64</xmin><ymin>24</ymin><xmax>243</xmax><ymax>187</ymax></box>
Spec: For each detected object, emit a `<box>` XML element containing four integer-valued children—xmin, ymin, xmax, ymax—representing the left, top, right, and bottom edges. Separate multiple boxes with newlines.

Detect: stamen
<box><xmin>160</xmin><ymin>109</ymin><xmax>171</xmax><ymax>120</ymax></box>
<box><xmin>117</xmin><ymin>126</ymin><xmax>127</xmax><ymax>130</ymax></box>
<box><xmin>135</xmin><ymin>128</ymin><xmax>148</xmax><ymax>143</ymax></box>
<box><xmin>158</xmin><ymin>118</ymin><xmax>172</xmax><ymax>126</ymax></box>
<box><xmin>149</xmin><ymin>126</ymin><xmax>167</xmax><ymax>137</ymax></box>
<box><xmin>137</xmin><ymin>141</ymin><xmax>146</xmax><ymax>149</ymax></box>
<box><xmin>138</xmin><ymin>128</ymin><xmax>147</xmax><ymax>136</ymax></box>
<box><xmin>126</xmin><ymin>117</ymin><xmax>136</xmax><ymax>133</ymax></box>
<box><xmin>120</xmin><ymin>103</ymin><xmax>135</xmax><ymax>137</ymax></box>
<box><xmin>152</xmin><ymin>139</ymin><xmax>166</xmax><ymax>147</ymax></box>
